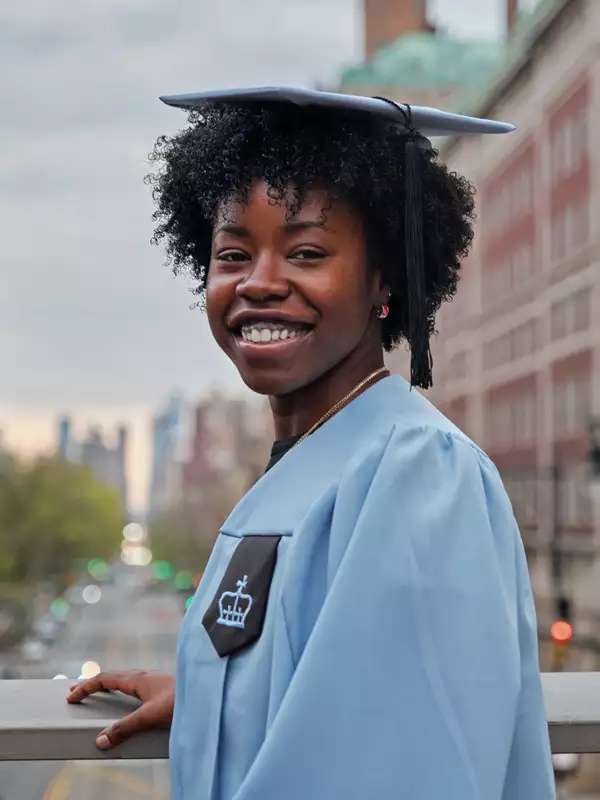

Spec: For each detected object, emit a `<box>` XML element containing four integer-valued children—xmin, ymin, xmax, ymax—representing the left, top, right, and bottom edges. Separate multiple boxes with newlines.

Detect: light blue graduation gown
<box><xmin>169</xmin><ymin>374</ymin><xmax>555</xmax><ymax>799</ymax></box>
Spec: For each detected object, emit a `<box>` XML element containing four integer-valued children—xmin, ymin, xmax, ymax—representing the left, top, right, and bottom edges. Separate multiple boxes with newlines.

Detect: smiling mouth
<box><xmin>233</xmin><ymin>321</ymin><xmax>314</xmax><ymax>345</ymax></box>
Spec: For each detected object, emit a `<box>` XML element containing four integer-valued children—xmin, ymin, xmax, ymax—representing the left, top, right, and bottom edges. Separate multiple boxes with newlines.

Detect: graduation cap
<box><xmin>159</xmin><ymin>86</ymin><xmax>515</xmax><ymax>388</ymax></box>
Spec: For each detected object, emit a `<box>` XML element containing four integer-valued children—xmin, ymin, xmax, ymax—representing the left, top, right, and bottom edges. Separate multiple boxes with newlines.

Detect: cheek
<box><xmin>312</xmin><ymin>266</ymin><xmax>373</xmax><ymax>333</ymax></box>
<box><xmin>205</xmin><ymin>274</ymin><xmax>234</xmax><ymax>342</ymax></box>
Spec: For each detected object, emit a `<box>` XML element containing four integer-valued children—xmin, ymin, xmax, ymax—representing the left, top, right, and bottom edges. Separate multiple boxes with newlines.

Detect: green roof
<box><xmin>450</xmin><ymin>0</ymin><xmax>569</xmax><ymax>124</ymax></box>
<box><xmin>340</xmin><ymin>32</ymin><xmax>504</xmax><ymax>89</ymax></box>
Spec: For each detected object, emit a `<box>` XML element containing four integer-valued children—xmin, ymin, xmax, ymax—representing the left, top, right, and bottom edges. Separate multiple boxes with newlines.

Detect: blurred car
<box><xmin>20</xmin><ymin>638</ymin><xmax>48</xmax><ymax>663</ymax></box>
<box><xmin>33</xmin><ymin>614</ymin><xmax>60</xmax><ymax>644</ymax></box>
<box><xmin>0</xmin><ymin>664</ymin><xmax>20</xmax><ymax>679</ymax></box>
<box><xmin>65</xmin><ymin>583</ymin><xmax>86</xmax><ymax>606</ymax></box>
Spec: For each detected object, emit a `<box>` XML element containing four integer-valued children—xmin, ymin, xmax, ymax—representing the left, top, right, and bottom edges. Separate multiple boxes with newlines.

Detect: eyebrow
<box><xmin>214</xmin><ymin>223</ymin><xmax>249</xmax><ymax>237</ymax></box>
<box><xmin>282</xmin><ymin>220</ymin><xmax>327</xmax><ymax>232</ymax></box>
<box><xmin>214</xmin><ymin>220</ymin><xmax>327</xmax><ymax>237</ymax></box>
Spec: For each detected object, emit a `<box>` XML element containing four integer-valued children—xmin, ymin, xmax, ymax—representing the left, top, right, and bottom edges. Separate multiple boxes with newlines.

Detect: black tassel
<box><xmin>371</xmin><ymin>96</ymin><xmax>433</xmax><ymax>389</ymax></box>
<box><xmin>404</xmin><ymin>137</ymin><xmax>432</xmax><ymax>389</ymax></box>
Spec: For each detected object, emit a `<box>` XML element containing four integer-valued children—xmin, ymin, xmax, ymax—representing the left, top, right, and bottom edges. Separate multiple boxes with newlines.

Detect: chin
<box><xmin>236</xmin><ymin>366</ymin><xmax>311</xmax><ymax>397</ymax></box>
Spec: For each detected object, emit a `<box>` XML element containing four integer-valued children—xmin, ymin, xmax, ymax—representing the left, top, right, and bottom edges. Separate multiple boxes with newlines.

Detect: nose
<box><xmin>235</xmin><ymin>250</ymin><xmax>290</xmax><ymax>302</ymax></box>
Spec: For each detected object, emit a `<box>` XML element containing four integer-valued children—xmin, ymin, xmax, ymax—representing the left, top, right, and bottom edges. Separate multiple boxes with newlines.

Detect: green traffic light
<box><xmin>175</xmin><ymin>570</ymin><xmax>194</xmax><ymax>591</ymax></box>
<box><xmin>50</xmin><ymin>597</ymin><xmax>70</xmax><ymax>620</ymax></box>
<box><xmin>153</xmin><ymin>560</ymin><xmax>174</xmax><ymax>581</ymax></box>
<box><xmin>87</xmin><ymin>558</ymin><xmax>109</xmax><ymax>581</ymax></box>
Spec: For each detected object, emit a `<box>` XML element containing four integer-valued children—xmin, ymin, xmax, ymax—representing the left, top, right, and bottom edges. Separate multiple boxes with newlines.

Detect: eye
<box><xmin>291</xmin><ymin>248</ymin><xmax>326</xmax><ymax>261</ymax></box>
<box><xmin>216</xmin><ymin>250</ymin><xmax>249</xmax><ymax>262</ymax></box>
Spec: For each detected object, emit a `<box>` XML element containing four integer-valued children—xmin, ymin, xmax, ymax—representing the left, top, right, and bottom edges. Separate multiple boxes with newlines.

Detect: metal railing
<box><xmin>1</xmin><ymin>673</ymin><xmax>599</xmax><ymax>760</ymax></box>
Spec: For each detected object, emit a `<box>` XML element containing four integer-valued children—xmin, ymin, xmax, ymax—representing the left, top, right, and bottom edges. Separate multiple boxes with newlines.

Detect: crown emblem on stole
<box><xmin>216</xmin><ymin>575</ymin><xmax>253</xmax><ymax>629</ymax></box>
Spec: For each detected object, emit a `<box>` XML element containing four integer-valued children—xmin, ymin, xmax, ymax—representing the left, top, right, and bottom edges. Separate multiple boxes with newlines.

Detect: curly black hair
<box><xmin>147</xmin><ymin>103</ymin><xmax>475</xmax><ymax>386</ymax></box>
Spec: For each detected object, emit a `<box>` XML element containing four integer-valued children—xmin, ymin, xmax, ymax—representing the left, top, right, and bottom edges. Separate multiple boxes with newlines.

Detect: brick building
<box><xmin>342</xmin><ymin>0</ymin><xmax>600</xmax><ymax>579</ymax></box>
<box><xmin>425</xmin><ymin>0</ymin><xmax>600</xmax><ymax>674</ymax></box>
<box><xmin>341</xmin><ymin>2</ymin><xmax>600</xmax><ymax>787</ymax></box>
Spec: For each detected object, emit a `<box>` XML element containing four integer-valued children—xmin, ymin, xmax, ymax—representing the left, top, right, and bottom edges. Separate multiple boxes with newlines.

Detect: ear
<box><xmin>370</xmin><ymin>270</ymin><xmax>390</xmax><ymax>306</ymax></box>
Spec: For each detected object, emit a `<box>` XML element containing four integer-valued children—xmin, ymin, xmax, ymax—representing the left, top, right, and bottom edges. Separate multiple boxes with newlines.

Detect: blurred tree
<box><xmin>149</xmin><ymin>500</ymin><xmax>216</xmax><ymax>577</ymax></box>
<box><xmin>0</xmin><ymin>455</ymin><xmax>124</xmax><ymax>585</ymax></box>
<box><xmin>149</xmin><ymin>477</ymin><xmax>241</xmax><ymax>577</ymax></box>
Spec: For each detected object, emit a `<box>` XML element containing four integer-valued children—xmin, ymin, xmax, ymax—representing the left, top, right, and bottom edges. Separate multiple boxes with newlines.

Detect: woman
<box><xmin>68</xmin><ymin>88</ymin><xmax>555</xmax><ymax>799</ymax></box>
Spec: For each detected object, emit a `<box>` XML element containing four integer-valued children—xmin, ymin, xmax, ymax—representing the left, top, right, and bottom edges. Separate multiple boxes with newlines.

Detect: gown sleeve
<box><xmin>233</xmin><ymin>425</ymin><xmax>555</xmax><ymax>800</ymax></box>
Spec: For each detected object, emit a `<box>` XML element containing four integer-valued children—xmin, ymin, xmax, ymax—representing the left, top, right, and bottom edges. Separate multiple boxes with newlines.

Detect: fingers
<box><xmin>95</xmin><ymin>703</ymin><xmax>155</xmax><ymax>750</ymax></box>
<box><xmin>67</xmin><ymin>670</ymin><xmax>144</xmax><ymax>703</ymax></box>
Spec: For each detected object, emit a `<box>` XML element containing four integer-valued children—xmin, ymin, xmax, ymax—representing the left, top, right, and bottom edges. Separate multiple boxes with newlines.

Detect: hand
<box><xmin>67</xmin><ymin>670</ymin><xmax>175</xmax><ymax>750</ymax></box>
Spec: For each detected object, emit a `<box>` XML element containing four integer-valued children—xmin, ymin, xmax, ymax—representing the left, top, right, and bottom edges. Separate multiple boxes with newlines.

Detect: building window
<box><xmin>573</xmin><ymin>289</ymin><xmax>590</xmax><ymax>332</ymax></box>
<box><xmin>551</xmin><ymin>298</ymin><xmax>567</xmax><ymax>340</ymax></box>
<box><xmin>513</xmin><ymin>392</ymin><xmax>536</xmax><ymax>443</ymax></box>
<box><xmin>551</xmin><ymin>289</ymin><xmax>591</xmax><ymax>340</ymax></box>
<box><xmin>512</xmin><ymin>321</ymin><xmax>536</xmax><ymax>359</ymax></box>
<box><xmin>551</xmin><ymin>209</ymin><xmax>567</xmax><ymax>261</ymax></box>
<box><xmin>554</xmin><ymin>373</ymin><xmax>590</xmax><ymax>438</ymax></box>
<box><xmin>486</xmin><ymin>386</ymin><xmax>537</xmax><ymax>449</ymax></box>
<box><xmin>449</xmin><ymin>351</ymin><xmax>467</xmax><ymax>380</ymax></box>
<box><xmin>551</xmin><ymin>103</ymin><xmax>588</xmax><ymax>183</ymax></box>
<box><xmin>551</xmin><ymin>198</ymin><xmax>589</xmax><ymax>263</ymax></box>
<box><xmin>557</xmin><ymin>467</ymin><xmax>592</xmax><ymax>528</ymax></box>
<box><xmin>572</xmin><ymin>198</ymin><xmax>589</xmax><ymax>247</ymax></box>
<box><xmin>569</xmin><ymin>105</ymin><xmax>588</xmax><ymax>172</ymax></box>
<box><xmin>551</xmin><ymin>123</ymin><xmax>569</xmax><ymax>182</ymax></box>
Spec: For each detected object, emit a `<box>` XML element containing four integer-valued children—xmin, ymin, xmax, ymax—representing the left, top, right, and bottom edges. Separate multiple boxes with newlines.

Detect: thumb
<box><xmin>96</xmin><ymin>705</ymin><xmax>152</xmax><ymax>750</ymax></box>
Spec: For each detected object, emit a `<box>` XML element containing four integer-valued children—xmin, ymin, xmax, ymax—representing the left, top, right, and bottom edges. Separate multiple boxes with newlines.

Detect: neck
<box><xmin>269</xmin><ymin>347</ymin><xmax>386</xmax><ymax>440</ymax></box>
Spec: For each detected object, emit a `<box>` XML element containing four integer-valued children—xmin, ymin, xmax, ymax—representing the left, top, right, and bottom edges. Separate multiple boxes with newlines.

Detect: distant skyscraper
<box><xmin>80</xmin><ymin>426</ymin><xmax>128</xmax><ymax>513</ymax></box>
<box><xmin>149</xmin><ymin>395</ymin><xmax>191</xmax><ymax>519</ymax></box>
<box><xmin>57</xmin><ymin>415</ymin><xmax>71</xmax><ymax>460</ymax></box>
<box><xmin>57</xmin><ymin>416</ymin><xmax>129</xmax><ymax>513</ymax></box>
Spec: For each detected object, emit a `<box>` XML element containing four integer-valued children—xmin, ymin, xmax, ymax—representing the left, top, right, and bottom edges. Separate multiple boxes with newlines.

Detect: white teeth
<box><xmin>239</xmin><ymin>324</ymin><xmax>310</xmax><ymax>343</ymax></box>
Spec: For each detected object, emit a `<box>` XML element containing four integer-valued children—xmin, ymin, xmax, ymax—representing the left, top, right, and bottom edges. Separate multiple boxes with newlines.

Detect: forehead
<box><xmin>215</xmin><ymin>180</ymin><xmax>352</xmax><ymax>225</ymax></box>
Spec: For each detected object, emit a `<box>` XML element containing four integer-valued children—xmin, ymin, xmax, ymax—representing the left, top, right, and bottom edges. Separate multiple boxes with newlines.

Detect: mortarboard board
<box><xmin>159</xmin><ymin>86</ymin><xmax>515</xmax><ymax>388</ymax></box>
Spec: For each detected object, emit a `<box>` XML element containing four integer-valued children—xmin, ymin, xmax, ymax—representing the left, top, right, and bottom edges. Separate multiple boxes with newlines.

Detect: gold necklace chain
<box><xmin>295</xmin><ymin>366</ymin><xmax>390</xmax><ymax>446</ymax></box>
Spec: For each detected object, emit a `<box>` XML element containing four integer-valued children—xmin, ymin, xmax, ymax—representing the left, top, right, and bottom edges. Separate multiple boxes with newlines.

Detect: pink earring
<box><xmin>377</xmin><ymin>303</ymin><xmax>389</xmax><ymax>319</ymax></box>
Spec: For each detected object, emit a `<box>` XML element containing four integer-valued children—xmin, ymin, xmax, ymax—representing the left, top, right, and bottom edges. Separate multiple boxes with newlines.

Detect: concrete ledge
<box><xmin>2</xmin><ymin>673</ymin><xmax>600</xmax><ymax>760</ymax></box>
<box><xmin>0</xmin><ymin>680</ymin><xmax>169</xmax><ymax>761</ymax></box>
<box><xmin>544</xmin><ymin>672</ymin><xmax>600</xmax><ymax>753</ymax></box>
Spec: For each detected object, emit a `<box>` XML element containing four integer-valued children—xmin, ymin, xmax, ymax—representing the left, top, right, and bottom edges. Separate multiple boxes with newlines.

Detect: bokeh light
<box><xmin>175</xmin><ymin>570</ymin><xmax>194</xmax><ymax>591</ymax></box>
<box><xmin>80</xmin><ymin>661</ymin><xmax>101</xmax><ymax>679</ymax></box>
<box><xmin>82</xmin><ymin>584</ymin><xmax>102</xmax><ymax>604</ymax></box>
<box><xmin>122</xmin><ymin>522</ymin><xmax>145</xmax><ymax>543</ymax></box>
<box><xmin>50</xmin><ymin>597</ymin><xmax>70</xmax><ymax>620</ymax></box>
<box><xmin>121</xmin><ymin>544</ymin><xmax>152</xmax><ymax>566</ymax></box>
<box><xmin>153</xmin><ymin>560</ymin><xmax>174</xmax><ymax>581</ymax></box>
<box><xmin>87</xmin><ymin>558</ymin><xmax>109</xmax><ymax>581</ymax></box>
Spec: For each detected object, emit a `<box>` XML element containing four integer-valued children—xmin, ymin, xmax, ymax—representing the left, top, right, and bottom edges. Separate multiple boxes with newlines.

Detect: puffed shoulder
<box><xmin>330</xmin><ymin>421</ymin><xmax>521</xmax><ymax>585</ymax></box>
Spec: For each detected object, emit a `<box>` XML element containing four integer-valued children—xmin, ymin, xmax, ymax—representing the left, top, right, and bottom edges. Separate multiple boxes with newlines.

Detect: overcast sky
<box><xmin>2</xmin><ymin>0</ymin><xmax>506</xmax><ymax>510</ymax></box>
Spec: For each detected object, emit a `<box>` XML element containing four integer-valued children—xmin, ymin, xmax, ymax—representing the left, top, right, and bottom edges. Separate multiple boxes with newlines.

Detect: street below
<box><xmin>0</xmin><ymin>567</ymin><xmax>180</xmax><ymax>799</ymax></box>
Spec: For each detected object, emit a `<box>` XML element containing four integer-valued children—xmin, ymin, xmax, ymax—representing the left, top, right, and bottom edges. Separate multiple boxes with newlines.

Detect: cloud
<box><xmin>3</xmin><ymin>0</ymin><xmax>359</xmax><ymax>412</ymax></box>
